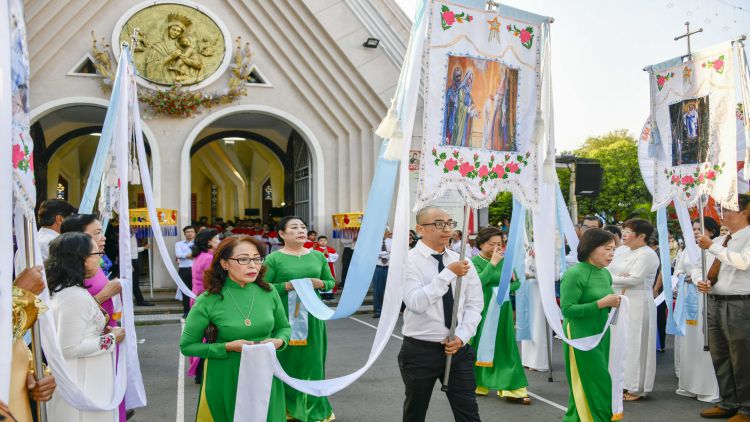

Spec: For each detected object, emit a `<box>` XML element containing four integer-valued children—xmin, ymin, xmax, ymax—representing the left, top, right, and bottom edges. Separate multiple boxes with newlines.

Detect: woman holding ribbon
<box><xmin>180</xmin><ymin>236</ymin><xmax>290</xmax><ymax>421</ymax></box>
<box><xmin>673</xmin><ymin>218</ymin><xmax>720</xmax><ymax>403</ymax></box>
<box><xmin>561</xmin><ymin>228</ymin><xmax>621</xmax><ymax>422</ymax></box>
<box><xmin>264</xmin><ymin>216</ymin><xmax>336</xmax><ymax>422</ymax></box>
<box><xmin>469</xmin><ymin>227</ymin><xmax>530</xmax><ymax>404</ymax></box>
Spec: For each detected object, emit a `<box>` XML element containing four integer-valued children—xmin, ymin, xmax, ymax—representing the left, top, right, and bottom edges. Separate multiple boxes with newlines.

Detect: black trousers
<box><xmin>398</xmin><ymin>337</ymin><xmax>481</xmax><ymax>422</ymax></box>
<box><xmin>656</xmin><ymin>301</ymin><xmax>667</xmax><ymax>350</ymax></box>
<box><xmin>132</xmin><ymin>258</ymin><xmax>146</xmax><ymax>304</ymax></box>
<box><xmin>178</xmin><ymin>267</ymin><xmax>193</xmax><ymax>317</ymax></box>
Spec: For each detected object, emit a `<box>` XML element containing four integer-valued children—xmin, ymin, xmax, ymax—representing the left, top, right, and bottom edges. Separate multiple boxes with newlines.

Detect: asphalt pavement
<box><xmin>131</xmin><ymin>316</ymin><xmax>710</xmax><ymax>421</ymax></box>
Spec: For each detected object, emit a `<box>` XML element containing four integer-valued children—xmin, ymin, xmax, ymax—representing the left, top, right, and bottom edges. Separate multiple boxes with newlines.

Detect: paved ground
<box><xmin>131</xmin><ymin>316</ymin><xmax>710</xmax><ymax>421</ymax></box>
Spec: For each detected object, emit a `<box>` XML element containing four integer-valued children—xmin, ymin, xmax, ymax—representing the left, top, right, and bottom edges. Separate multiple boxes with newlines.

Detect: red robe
<box><xmin>313</xmin><ymin>245</ymin><xmax>338</xmax><ymax>279</ymax></box>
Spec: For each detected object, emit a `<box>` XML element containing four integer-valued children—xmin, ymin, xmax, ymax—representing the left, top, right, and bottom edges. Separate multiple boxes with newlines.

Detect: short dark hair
<box><xmin>317</xmin><ymin>235</ymin><xmax>327</xmax><ymax>241</ymax></box>
<box><xmin>192</xmin><ymin>228</ymin><xmax>219</xmax><ymax>257</ymax></box>
<box><xmin>583</xmin><ymin>215</ymin><xmax>603</xmax><ymax>228</ymax></box>
<box><xmin>475</xmin><ymin>227</ymin><xmax>503</xmax><ymax>249</ymax></box>
<box><xmin>603</xmin><ymin>225</ymin><xmax>621</xmax><ymax>238</ymax></box>
<box><xmin>204</xmin><ymin>236</ymin><xmax>271</xmax><ymax>296</ymax></box>
<box><xmin>60</xmin><ymin>214</ymin><xmax>99</xmax><ymax>234</ymax></box>
<box><xmin>622</xmin><ymin>218</ymin><xmax>654</xmax><ymax>240</ymax></box>
<box><xmin>37</xmin><ymin>199</ymin><xmax>77</xmax><ymax>227</ymax></box>
<box><xmin>183</xmin><ymin>225</ymin><xmax>195</xmax><ymax>233</ymax></box>
<box><xmin>46</xmin><ymin>232</ymin><xmax>93</xmax><ymax>294</ymax></box>
<box><xmin>693</xmin><ymin>217</ymin><xmax>721</xmax><ymax>239</ymax></box>
<box><xmin>277</xmin><ymin>216</ymin><xmax>307</xmax><ymax>232</ymax></box>
<box><xmin>739</xmin><ymin>194</ymin><xmax>750</xmax><ymax>223</ymax></box>
<box><xmin>577</xmin><ymin>228</ymin><xmax>616</xmax><ymax>262</ymax></box>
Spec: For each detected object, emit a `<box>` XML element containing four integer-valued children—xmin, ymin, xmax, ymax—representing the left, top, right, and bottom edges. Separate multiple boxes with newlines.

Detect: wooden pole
<box><xmin>24</xmin><ymin>217</ymin><xmax>47</xmax><ymax>422</ymax></box>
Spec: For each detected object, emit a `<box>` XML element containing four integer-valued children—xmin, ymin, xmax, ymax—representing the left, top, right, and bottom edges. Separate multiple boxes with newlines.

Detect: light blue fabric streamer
<box><xmin>78</xmin><ymin>58</ymin><xmax>127</xmax><ymax>213</ymax></box>
<box><xmin>514</xmin><ymin>251</ymin><xmax>532</xmax><ymax>340</ymax></box>
<box><xmin>555</xmin><ymin>184</ymin><xmax>570</xmax><ymax>274</ymax></box>
<box><xmin>452</xmin><ymin>0</ymin><xmax>552</xmax><ymax>24</ymax></box>
<box><xmin>496</xmin><ymin>199</ymin><xmax>524</xmax><ymax>306</ymax></box>
<box><xmin>684</xmin><ymin>281</ymin><xmax>700</xmax><ymax>322</ymax></box>
<box><xmin>289</xmin><ymin>144</ymin><xmax>397</xmax><ymax>321</ymax></box>
<box><xmin>657</xmin><ymin>207</ymin><xmax>683</xmax><ymax>336</ymax></box>
<box><xmin>287</xmin><ymin>290</ymin><xmax>310</xmax><ymax>344</ymax></box>
<box><xmin>475</xmin><ymin>287</ymin><xmax>501</xmax><ymax>365</ymax></box>
<box><xmin>671</xmin><ymin>274</ymin><xmax>688</xmax><ymax>337</ymax></box>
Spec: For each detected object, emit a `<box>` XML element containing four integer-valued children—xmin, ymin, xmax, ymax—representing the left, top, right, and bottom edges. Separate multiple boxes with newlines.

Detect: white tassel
<box><xmin>377</xmin><ymin>98</ymin><xmax>405</xmax><ymax>161</ymax></box>
<box><xmin>532</xmin><ymin>109</ymin><xmax>545</xmax><ymax>146</ymax></box>
<box><xmin>130</xmin><ymin>156</ymin><xmax>141</xmax><ymax>185</ymax></box>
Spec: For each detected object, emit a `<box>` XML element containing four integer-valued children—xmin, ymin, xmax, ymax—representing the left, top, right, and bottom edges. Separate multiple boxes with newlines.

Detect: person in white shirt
<box><xmin>697</xmin><ymin>194</ymin><xmax>750</xmax><ymax>420</ymax></box>
<box><xmin>372</xmin><ymin>228</ymin><xmax>392</xmax><ymax>318</ymax></box>
<box><xmin>14</xmin><ymin>199</ymin><xmax>77</xmax><ymax>275</ymax></box>
<box><xmin>400</xmin><ymin>206</ymin><xmax>484</xmax><ymax>422</ymax></box>
<box><xmin>175</xmin><ymin>225</ymin><xmax>196</xmax><ymax>317</ymax></box>
<box><xmin>607</xmin><ymin>218</ymin><xmax>660</xmax><ymax>401</ymax></box>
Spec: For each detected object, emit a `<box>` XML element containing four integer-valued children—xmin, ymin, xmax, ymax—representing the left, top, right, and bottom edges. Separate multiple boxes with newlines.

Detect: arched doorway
<box><xmin>180</xmin><ymin>105</ymin><xmax>324</xmax><ymax>230</ymax></box>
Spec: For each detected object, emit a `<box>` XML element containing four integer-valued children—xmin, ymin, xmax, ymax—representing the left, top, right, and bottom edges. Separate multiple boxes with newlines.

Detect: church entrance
<box><xmin>187</xmin><ymin>111</ymin><xmax>314</xmax><ymax>229</ymax></box>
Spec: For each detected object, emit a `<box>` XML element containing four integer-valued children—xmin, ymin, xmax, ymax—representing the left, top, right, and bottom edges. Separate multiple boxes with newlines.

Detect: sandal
<box><xmin>505</xmin><ymin>397</ymin><xmax>532</xmax><ymax>405</ymax></box>
<box><xmin>623</xmin><ymin>393</ymin><xmax>644</xmax><ymax>402</ymax></box>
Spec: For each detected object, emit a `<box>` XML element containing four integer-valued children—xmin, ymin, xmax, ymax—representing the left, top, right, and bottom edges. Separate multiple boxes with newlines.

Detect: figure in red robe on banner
<box><xmin>314</xmin><ymin>235</ymin><xmax>339</xmax><ymax>300</ymax></box>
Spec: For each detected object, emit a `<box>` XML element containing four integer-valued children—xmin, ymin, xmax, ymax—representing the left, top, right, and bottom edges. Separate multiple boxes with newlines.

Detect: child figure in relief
<box><xmin>169</xmin><ymin>36</ymin><xmax>202</xmax><ymax>83</ymax></box>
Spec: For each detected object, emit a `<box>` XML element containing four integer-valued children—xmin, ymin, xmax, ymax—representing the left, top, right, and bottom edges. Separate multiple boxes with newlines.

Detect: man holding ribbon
<box><xmin>399</xmin><ymin>206</ymin><xmax>484</xmax><ymax>422</ymax></box>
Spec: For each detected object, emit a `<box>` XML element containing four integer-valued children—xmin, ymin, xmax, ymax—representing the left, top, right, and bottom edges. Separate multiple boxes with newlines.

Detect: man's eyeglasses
<box><xmin>226</xmin><ymin>256</ymin><xmax>264</xmax><ymax>266</ymax></box>
<box><xmin>420</xmin><ymin>220</ymin><xmax>458</xmax><ymax>230</ymax></box>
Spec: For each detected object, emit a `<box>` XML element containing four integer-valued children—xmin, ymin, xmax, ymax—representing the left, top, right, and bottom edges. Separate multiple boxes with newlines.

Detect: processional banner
<box><xmin>646</xmin><ymin>41</ymin><xmax>738</xmax><ymax>210</ymax></box>
<box><xmin>416</xmin><ymin>0</ymin><xmax>541</xmax><ymax>210</ymax></box>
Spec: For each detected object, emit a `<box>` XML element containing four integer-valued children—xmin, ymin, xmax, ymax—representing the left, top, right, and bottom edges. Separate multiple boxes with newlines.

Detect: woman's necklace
<box><xmin>282</xmin><ymin>246</ymin><xmax>307</xmax><ymax>260</ymax></box>
<box><xmin>476</xmin><ymin>253</ymin><xmax>491</xmax><ymax>262</ymax></box>
<box><xmin>226</xmin><ymin>287</ymin><xmax>256</xmax><ymax>327</ymax></box>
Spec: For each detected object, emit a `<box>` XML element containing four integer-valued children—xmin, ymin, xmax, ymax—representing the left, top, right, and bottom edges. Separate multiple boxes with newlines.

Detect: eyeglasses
<box><xmin>88</xmin><ymin>251</ymin><xmax>105</xmax><ymax>256</ymax></box>
<box><xmin>226</xmin><ymin>256</ymin><xmax>264</xmax><ymax>266</ymax></box>
<box><xmin>420</xmin><ymin>220</ymin><xmax>458</xmax><ymax>230</ymax></box>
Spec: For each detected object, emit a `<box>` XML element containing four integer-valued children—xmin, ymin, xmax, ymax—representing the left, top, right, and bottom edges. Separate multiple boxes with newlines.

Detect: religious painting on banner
<box><xmin>9</xmin><ymin>0</ymin><xmax>36</xmax><ymax>216</ymax></box>
<box><xmin>416</xmin><ymin>1</ymin><xmax>540</xmax><ymax>209</ymax></box>
<box><xmin>647</xmin><ymin>41</ymin><xmax>738</xmax><ymax>210</ymax></box>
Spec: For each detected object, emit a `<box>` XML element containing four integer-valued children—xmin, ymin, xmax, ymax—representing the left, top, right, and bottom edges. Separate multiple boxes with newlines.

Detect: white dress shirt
<box><xmin>14</xmin><ymin>226</ymin><xmax>59</xmax><ymax>276</ymax></box>
<box><xmin>175</xmin><ymin>240</ymin><xmax>194</xmax><ymax>268</ymax></box>
<box><xmin>708</xmin><ymin>226</ymin><xmax>750</xmax><ymax>295</ymax></box>
<box><xmin>402</xmin><ymin>240</ymin><xmax>484</xmax><ymax>343</ymax></box>
<box><xmin>377</xmin><ymin>237</ymin><xmax>392</xmax><ymax>267</ymax></box>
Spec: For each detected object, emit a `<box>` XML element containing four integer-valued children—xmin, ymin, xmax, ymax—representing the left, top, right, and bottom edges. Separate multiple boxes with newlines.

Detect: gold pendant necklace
<box><xmin>226</xmin><ymin>287</ymin><xmax>256</xmax><ymax>327</ymax></box>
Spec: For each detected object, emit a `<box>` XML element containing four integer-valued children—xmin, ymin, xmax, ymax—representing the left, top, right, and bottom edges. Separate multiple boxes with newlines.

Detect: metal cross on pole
<box><xmin>674</xmin><ymin>21</ymin><xmax>711</xmax><ymax>352</ymax></box>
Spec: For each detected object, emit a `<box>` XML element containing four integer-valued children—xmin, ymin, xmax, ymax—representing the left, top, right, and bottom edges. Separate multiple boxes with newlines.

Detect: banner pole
<box><xmin>441</xmin><ymin>204</ymin><xmax>471</xmax><ymax>391</ymax></box>
<box><xmin>698</xmin><ymin>195</ymin><xmax>709</xmax><ymax>351</ymax></box>
<box><xmin>545</xmin><ymin>318</ymin><xmax>553</xmax><ymax>382</ymax></box>
<box><xmin>24</xmin><ymin>217</ymin><xmax>47</xmax><ymax>422</ymax></box>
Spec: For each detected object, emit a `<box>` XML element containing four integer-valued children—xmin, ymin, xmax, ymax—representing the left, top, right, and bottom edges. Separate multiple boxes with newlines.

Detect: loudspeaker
<box><xmin>575</xmin><ymin>163</ymin><xmax>603</xmax><ymax>197</ymax></box>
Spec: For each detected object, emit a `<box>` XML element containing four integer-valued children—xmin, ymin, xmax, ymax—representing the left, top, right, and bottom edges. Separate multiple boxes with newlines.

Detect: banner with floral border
<box><xmin>646</xmin><ymin>41</ymin><xmax>737</xmax><ymax>210</ymax></box>
<box><xmin>9</xmin><ymin>0</ymin><xmax>35</xmax><ymax>217</ymax></box>
<box><xmin>415</xmin><ymin>0</ymin><xmax>541</xmax><ymax>210</ymax></box>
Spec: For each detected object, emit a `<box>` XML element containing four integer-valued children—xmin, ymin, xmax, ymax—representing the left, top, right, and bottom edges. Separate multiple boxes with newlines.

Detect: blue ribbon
<box><xmin>657</xmin><ymin>207</ymin><xmax>684</xmax><ymax>336</ymax></box>
<box><xmin>671</xmin><ymin>274</ymin><xmax>688</xmax><ymax>336</ymax></box>
<box><xmin>555</xmin><ymin>183</ymin><xmax>571</xmax><ymax>273</ymax></box>
<box><xmin>79</xmin><ymin>57</ymin><xmax>127</xmax><ymax>213</ymax></box>
<box><xmin>496</xmin><ymin>198</ymin><xmax>524</xmax><ymax>305</ymax></box>
<box><xmin>514</xmin><ymin>240</ymin><xmax>532</xmax><ymax>340</ymax></box>
<box><xmin>290</xmin><ymin>142</ymin><xmax>398</xmax><ymax>320</ymax></box>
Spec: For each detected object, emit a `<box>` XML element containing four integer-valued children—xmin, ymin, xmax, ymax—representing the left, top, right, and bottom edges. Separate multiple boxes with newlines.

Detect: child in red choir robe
<box><xmin>314</xmin><ymin>236</ymin><xmax>339</xmax><ymax>300</ymax></box>
<box><xmin>303</xmin><ymin>231</ymin><xmax>318</xmax><ymax>249</ymax></box>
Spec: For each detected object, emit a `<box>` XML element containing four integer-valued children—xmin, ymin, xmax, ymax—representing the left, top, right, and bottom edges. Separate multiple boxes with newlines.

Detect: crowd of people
<box><xmin>4</xmin><ymin>196</ymin><xmax>750</xmax><ymax>422</ymax></box>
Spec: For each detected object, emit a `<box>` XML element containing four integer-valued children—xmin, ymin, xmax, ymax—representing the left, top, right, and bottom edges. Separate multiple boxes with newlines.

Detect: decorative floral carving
<box><xmin>90</xmin><ymin>34</ymin><xmax>253</xmax><ymax>118</ymax></box>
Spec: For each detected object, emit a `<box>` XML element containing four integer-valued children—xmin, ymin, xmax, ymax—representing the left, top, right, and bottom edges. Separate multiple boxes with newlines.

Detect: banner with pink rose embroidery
<box><xmin>415</xmin><ymin>0</ymin><xmax>541</xmax><ymax>210</ymax></box>
<box><xmin>645</xmin><ymin>41</ymin><xmax>738</xmax><ymax>210</ymax></box>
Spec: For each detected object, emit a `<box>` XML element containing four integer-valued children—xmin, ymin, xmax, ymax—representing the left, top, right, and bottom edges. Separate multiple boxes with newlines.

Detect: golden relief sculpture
<box><xmin>118</xmin><ymin>4</ymin><xmax>226</xmax><ymax>86</ymax></box>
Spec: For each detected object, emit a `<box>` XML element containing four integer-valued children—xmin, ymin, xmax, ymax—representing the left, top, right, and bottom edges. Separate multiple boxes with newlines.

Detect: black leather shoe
<box><xmin>372</xmin><ymin>313</ymin><xmax>381</xmax><ymax>318</ymax></box>
<box><xmin>136</xmin><ymin>301</ymin><xmax>155</xmax><ymax>307</ymax></box>
<box><xmin>126</xmin><ymin>409</ymin><xmax>135</xmax><ymax>420</ymax></box>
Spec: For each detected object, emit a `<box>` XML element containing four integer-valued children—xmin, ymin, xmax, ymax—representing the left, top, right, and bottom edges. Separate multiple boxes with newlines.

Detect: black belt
<box><xmin>403</xmin><ymin>336</ymin><xmax>445</xmax><ymax>349</ymax></box>
<box><xmin>708</xmin><ymin>294</ymin><xmax>750</xmax><ymax>301</ymax></box>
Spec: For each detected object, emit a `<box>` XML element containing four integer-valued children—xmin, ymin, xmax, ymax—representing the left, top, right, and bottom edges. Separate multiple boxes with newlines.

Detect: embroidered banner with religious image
<box><xmin>9</xmin><ymin>0</ymin><xmax>35</xmax><ymax>217</ymax></box>
<box><xmin>646</xmin><ymin>41</ymin><xmax>738</xmax><ymax>210</ymax></box>
<box><xmin>415</xmin><ymin>0</ymin><xmax>540</xmax><ymax>210</ymax></box>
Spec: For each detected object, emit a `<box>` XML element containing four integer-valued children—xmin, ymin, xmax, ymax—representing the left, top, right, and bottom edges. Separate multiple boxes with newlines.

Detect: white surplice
<box><xmin>47</xmin><ymin>287</ymin><xmax>117</xmax><ymax>422</ymax></box>
<box><xmin>672</xmin><ymin>250</ymin><xmax>720</xmax><ymax>402</ymax></box>
<box><xmin>608</xmin><ymin>245</ymin><xmax>659</xmax><ymax>395</ymax></box>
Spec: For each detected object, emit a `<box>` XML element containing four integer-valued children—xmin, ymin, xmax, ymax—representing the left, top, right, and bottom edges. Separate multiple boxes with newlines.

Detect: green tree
<box><xmin>573</xmin><ymin>130</ymin><xmax>652</xmax><ymax>223</ymax></box>
<box><xmin>488</xmin><ymin>191</ymin><xmax>513</xmax><ymax>226</ymax></box>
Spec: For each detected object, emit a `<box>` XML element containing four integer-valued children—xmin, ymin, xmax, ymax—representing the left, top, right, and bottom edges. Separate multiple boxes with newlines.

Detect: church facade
<box><xmin>26</xmin><ymin>0</ymin><xmax>416</xmax><ymax>287</ymax></box>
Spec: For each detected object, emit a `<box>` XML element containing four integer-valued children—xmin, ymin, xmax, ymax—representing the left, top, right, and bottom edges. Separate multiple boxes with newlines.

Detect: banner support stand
<box><xmin>441</xmin><ymin>203</ymin><xmax>471</xmax><ymax>391</ymax></box>
<box><xmin>24</xmin><ymin>216</ymin><xmax>47</xmax><ymax>422</ymax></box>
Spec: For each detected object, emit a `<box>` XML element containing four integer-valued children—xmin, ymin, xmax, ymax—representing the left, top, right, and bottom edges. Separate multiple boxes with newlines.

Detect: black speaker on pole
<box><xmin>575</xmin><ymin>162</ymin><xmax>603</xmax><ymax>197</ymax></box>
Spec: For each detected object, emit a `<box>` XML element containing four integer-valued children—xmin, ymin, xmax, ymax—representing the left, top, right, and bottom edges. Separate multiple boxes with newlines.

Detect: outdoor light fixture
<box><xmin>362</xmin><ymin>37</ymin><xmax>380</xmax><ymax>48</ymax></box>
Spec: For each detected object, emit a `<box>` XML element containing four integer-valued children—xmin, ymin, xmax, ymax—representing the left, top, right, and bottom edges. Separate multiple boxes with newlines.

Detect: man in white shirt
<box><xmin>400</xmin><ymin>206</ymin><xmax>484</xmax><ymax>422</ymax></box>
<box><xmin>175</xmin><ymin>225</ymin><xmax>196</xmax><ymax>317</ymax></box>
<box><xmin>14</xmin><ymin>199</ymin><xmax>77</xmax><ymax>275</ymax></box>
<box><xmin>697</xmin><ymin>194</ymin><xmax>750</xmax><ymax>421</ymax></box>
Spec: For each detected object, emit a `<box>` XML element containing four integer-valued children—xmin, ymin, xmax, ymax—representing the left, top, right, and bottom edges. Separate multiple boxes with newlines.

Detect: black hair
<box><xmin>692</xmin><ymin>217</ymin><xmax>721</xmax><ymax>239</ymax></box>
<box><xmin>739</xmin><ymin>194</ymin><xmax>750</xmax><ymax>223</ymax></box>
<box><xmin>583</xmin><ymin>215</ymin><xmax>603</xmax><ymax>228</ymax></box>
<box><xmin>277</xmin><ymin>215</ymin><xmax>307</xmax><ymax>232</ymax></box>
<box><xmin>475</xmin><ymin>227</ymin><xmax>503</xmax><ymax>249</ymax></box>
<box><xmin>60</xmin><ymin>213</ymin><xmax>100</xmax><ymax>234</ymax></box>
<box><xmin>46</xmin><ymin>232</ymin><xmax>94</xmax><ymax>294</ymax></box>
<box><xmin>317</xmin><ymin>235</ymin><xmax>327</xmax><ymax>241</ymax></box>
<box><xmin>183</xmin><ymin>225</ymin><xmax>195</xmax><ymax>233</ymax></box>
<box><xmin>192</xmin><ymin>228</ymin><xmax>219</xmax><ymax>257</ymax></box>
<box><xmin>577</xmin><ymin>228</ymin><xmax>616</xmax><ymax>262</ymax></box>
<box><xmin>603</xmin><ymin>225</ymin><xmax>621</xmax><ymax>238</ymax></box>
<box><xmin>622</xmin><ymin>218</ymin><xmax>654</xmax><ymax>241</ymax></box>
<box><xmin>37</xmin><ymin>199</ymin><xmax>77</xmax><ymax>227</ymax></box>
